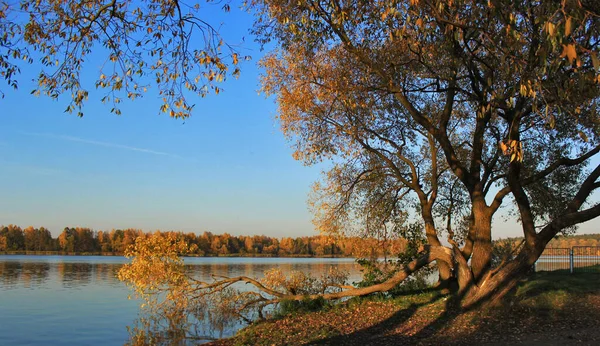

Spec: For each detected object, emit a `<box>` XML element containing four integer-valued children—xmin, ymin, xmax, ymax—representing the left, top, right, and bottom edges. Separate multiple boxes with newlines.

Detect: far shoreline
<box><xmin>0</xmin><ymin>251</ymin><xmax>354</xmax><ymax>259</ymax></box>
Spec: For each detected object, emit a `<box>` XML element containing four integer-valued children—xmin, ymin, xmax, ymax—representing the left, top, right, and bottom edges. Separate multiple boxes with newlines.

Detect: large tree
<box><xmin>254</xmin><ymin>0</ymin><xmax>600</xmax><ymax>306</ymax></box>
<box><xmin>114</xmin><ymin>1</ymin><xmax>600</xmax><ymax>341</ymax></box>
<box><xmin>117</xmin><ymin>6</ymin><xmax>600</xmax><ymax>340</ymax></box>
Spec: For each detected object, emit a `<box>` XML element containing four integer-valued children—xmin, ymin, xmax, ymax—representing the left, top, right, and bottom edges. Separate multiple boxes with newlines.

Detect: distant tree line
<box><xmin>494</xmin><ymin>234</ymin><xmax>600</xmax><ymax>250</ymax></box>
<box><xmin>546</xmin><ymin>234</ymin><xmax>600</xmax><ymax>248</ymax></box>
<box><xmin>0</xmin><ymin>224</ymin><xmax>407</xmax><ymax>257</ymax></box>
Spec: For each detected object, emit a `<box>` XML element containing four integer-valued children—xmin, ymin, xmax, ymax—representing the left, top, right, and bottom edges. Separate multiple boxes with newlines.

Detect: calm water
<box><xmin>0</xmin><ymin>255</ymin><xmax>362</xmax><ymax>345</ymax></box>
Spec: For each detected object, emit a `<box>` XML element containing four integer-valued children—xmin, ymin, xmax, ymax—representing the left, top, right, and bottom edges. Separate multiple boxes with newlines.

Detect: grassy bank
<box><xmin>212</xmin><ymin>271</ymin><xmax>600</xmax><ymax>346</ymax></box>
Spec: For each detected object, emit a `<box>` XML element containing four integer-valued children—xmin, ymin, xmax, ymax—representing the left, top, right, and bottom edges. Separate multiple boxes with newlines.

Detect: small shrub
<box><xmin>355</xmin><ymin>231</ymin><xmax>434</xmax><ymax>297</ymax></box>
<box><xmin>273</xmin><ymin>296</ymin><xmax>331</xmax><ymax>318</ymax></box>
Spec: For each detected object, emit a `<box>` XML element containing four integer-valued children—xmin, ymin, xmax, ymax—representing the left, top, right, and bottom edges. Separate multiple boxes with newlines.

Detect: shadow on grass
<box><xmin>309</xmin><ymin>293</ymin><xmax>447</xmax><ymax>346</ymax></box>
<box><xmin>515</xmin><ymin>271</ymin><xmax>600</xmax><ymax>298</ymax></box>
<box><xmin>309</xmin><ymin>272</ymin><xmax>600</xmax><ymax>346</ymax></box>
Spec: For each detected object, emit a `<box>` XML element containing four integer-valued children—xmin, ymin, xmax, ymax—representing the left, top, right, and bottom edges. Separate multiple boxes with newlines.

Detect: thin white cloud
<box><xmin>19</xmin><ymin>131</ymin><xmax>189</xmax><ymax>160</ymax></box>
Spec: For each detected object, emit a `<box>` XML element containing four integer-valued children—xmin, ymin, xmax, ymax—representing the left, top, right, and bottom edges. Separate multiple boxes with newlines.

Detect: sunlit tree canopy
<box><xmin>254</xmin><ymin>0</ymin><xmax>600</xmax><ymax>305</ymax></box>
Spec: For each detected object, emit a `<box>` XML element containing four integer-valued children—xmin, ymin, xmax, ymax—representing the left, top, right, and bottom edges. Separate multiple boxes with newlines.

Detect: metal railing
<box><xmin>572</xmin><ymin>246</ymin><xmax>600</xmax><ymax>273</ymax></box>
<box><xmin>535</xmin><ymin>246</ymin><xmax>600</xmax><ymax>273</ymax></box>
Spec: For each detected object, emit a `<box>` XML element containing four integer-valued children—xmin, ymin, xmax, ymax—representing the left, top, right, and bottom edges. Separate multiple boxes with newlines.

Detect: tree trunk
<box><xmin>461</xmin><ymin>241</ymin><xmax>546</xmax><ymax>309</ymax></box>
<box><xmin>424</xmin><ymin>221</ymin><xmax>453</xmax><ymax>288</ymax></box>
<box><xmin>469</xmin><ymin>198</ymin><xmax>492</xmax><ymax>282</ymax></box>
<box><xmin>461</xmin><ymin>260</ymin><xmax>526</xmax><ymax>308</ymax></box>
<box><xmin>419</xmin><ymin>202</ymin><xmax>453</xmax><ymax>287</ymax></box>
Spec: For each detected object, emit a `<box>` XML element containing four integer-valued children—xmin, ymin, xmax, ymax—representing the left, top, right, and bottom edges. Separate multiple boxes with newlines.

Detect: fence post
<box><xmin>570</xmin><ymin>248</ymin><xmax>574</xmax><ymax>274</ymax></box>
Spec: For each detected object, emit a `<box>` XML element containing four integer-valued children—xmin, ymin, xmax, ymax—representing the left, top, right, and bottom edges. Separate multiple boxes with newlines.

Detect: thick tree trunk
<box><xmin>462</xmin><ymin>263</ymin><xmax>526</xmax><ymax>308</ymax></box>
<box><xmin>469</xmin><ymin>198</ymin><xmax>492</xmax><ymax>282</ymax></box>
<box><xmin>461</xmin><ymin>240</ymin><xmax>546</xmax><ymax>309</ymax></box>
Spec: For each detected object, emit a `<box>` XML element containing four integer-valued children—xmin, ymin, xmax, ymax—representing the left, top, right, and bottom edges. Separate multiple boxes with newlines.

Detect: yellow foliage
<box><xmin>118</xmin><ymin>232</ymin><xmax>195</xmax><ymax>299</ymax></box>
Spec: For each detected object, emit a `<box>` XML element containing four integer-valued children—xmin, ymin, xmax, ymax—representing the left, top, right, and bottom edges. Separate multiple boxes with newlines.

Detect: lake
<box><xmin>0</xmin><ymin>255</ymin><xmax>362</xmax><ymax>345</ymax></box>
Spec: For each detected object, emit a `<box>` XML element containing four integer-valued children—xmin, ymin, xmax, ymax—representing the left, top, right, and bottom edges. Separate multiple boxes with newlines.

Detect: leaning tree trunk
<box><xmin>423</xmin><ymin>208</ymin><xmax>453</xmax><ymax>288</ymax></box>
<box><xmin>460</xmin><ymin>236</ymin><xmax>549</xmax><ymax>308</ymax></box>
<box><xmin>460</xmin><ymin>255</ymin><xmax>529</xmax><ymax>308</ymax></box>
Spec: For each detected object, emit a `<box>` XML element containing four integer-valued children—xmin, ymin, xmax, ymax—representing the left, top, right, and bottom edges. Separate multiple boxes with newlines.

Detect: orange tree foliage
<box><xmin>116</xmin><ymin>230</ymin><xmax>454</xmax><ymax>343</ymax></box>
<box><xmin>117</xmin><ymin>232</ymin><xmax>354</xmax><ymax>343</ymax></box>
<box><xmin>253</xmin><ymin>0</ymin><xmax>600</xmax><ymax>306</ymax></box>
<box><xmin>0</xmin><ymin>0</ymin><xmax>246</xmax><ymax>117</ymax></box>
<box><xmin>0</xmin><ymin>223</ymin><xmax>405</xmax><ymax>257</ymax></box>
<box><xmin>118</xmin><ymin>233</ymin><xmax>202</xmax><ymax>344</ymax></box>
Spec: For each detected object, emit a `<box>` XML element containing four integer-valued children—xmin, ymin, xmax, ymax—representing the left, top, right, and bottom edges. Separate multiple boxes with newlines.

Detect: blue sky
<box><xmin>0</xmin><ymin>5</ymin><xmax>324</xmax><ymax>237</ymax></box>
<box><xmin>1</xmin><ymin>4</ymin><xmax>598</xmax><ymax>239</ymax></box>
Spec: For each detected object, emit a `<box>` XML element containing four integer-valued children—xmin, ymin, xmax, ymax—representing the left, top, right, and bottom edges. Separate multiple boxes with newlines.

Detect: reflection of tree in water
<box><xmin>125</xmin><ymin>263</ymin><xmax>350</xmax><ymax>345</ymax></box>
<box><xmin>94</xmin><ymin>263</ymin><xmax>124</xmax><ymax>286</ymax></box>
<box><xmin>125</xmin><ymin>290</ymin><xmax>239</xmax><ymax>345</ymax></box>
<box><xmin>0</xmin><ymin>261</ymin><xmax>22</xmax><ymax>288</ymax></box>
<box><xmin>120</xmin><ymin>235</ymin><xmax>355</xmax><ymax>345</ymax></box>
<box><xmin>0</xmin><ymin>260</ymin><xmax>124</xmax><ymax>289</ymax></box>
<box><xmin>57</xmin><ymin>262</ymin><xmax>93</xmax><ymax>287</ymax></box>
<box><xmin>125</xmin><ymin>264</ymin><xmax>267</xmax><ymax>345</ymax></box>
<box><xmin>0</xmin><ymin>261</ymin><xmax>51</xmax><ymax>289</ymax></box>
<box><xmin>20</xmin><ymin>262</ymin><xmax>51</xmax><ymax>288</ymax></box>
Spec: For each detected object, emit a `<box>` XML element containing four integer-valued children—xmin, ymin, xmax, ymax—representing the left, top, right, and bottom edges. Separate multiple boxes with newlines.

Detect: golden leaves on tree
<box><xmin>0</xmin><ymin>0</ymin><xmax>247</xmax><ymax>117</ymax></box>
<box><xmin>499</xmin><ymin>140</ymin><xmax>523</xmax><ymax>163</ymax></box>
<box><xmin>560</xmin><ymin>44</ymin><xmax>578</xmax><ymax>65</ymax></box>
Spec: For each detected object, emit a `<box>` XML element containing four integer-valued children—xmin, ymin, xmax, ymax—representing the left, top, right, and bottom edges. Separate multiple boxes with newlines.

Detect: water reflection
<box><xmin>0</xmin><ymin>261</ymin><xmax>24</xmax><ymax>288</ymax></box>
<box><xmin>0</xmin><ymin>258</ymin><xmax>126</xmax><ymax>290</ymax></box>
<box><xmin>20</xmin><ymin>262</ymin><xmax>51</xmax><ymax>288</ymax></box>
<box><xmin>57</xmin><ymin>262</ymin><xmax>93</xmax><ymax>287</ymax></box>
<box><xmin>0</xmin><ymin>256</ymin><xmax>362</xmax><ymax>345</ymax></box>
<box><xmin>133</xmin><ymin>259</ymin><xmax>363</xmax><ymax>344</ymax></box>
<box><xmin>0</xmin><ymin>256</ymin><xmax>361</xmax><ymax>291</ymax></box>
<box><xmin>95</xmin><ymin>263</ymin><xmax>123</xmax><ymax>286</ymax></box>
<box><xmin>182</xmin><ymin>258</ymin><xmax>362</xmax><ymax>284</ymax></box>
<box><xmin>0</xmin><ymin>261</ymin><xmax>52</xmax><ymax>288</ymax></box>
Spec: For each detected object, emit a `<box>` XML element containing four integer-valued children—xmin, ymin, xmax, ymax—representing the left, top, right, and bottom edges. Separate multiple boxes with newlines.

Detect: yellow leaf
<box><xmin>519</xmin><ymin>84</ymin><xmax>527</xmax><ymax>96</ymax></box>
<box><xmin>499</xmin><ymin>141</ymin><xmax>508</xmax><ymax>154</ymax></box>
<box><xmin>578</xmin><ymin>131</ymin><xmax>589</xmax><ymax>142</ymax></box>
<box><xmin>546</xmin><ymin>22</ymin><xmax>555</xmax><ymax>36</ymax></box>
<box><xmin>591</xmin><ymin>52</ymin><xmax>599</xmax><ymax>72</ymax></box>
<box><xmin>565</xmin><ymin>17</ymin><xmax>572</xmax><ymax>36</ymax></box>
<box><xmin>560</xmin><ymin>44</ymin><xmax>577</xmax><ymax>64</ymax></box>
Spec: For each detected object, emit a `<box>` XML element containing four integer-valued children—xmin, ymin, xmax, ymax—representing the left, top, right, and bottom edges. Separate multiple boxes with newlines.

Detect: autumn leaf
<box><xmin>578</xmin><ymin>131</ymin><xmax>589</xmax><ymax>143</ymax></box>
<box><xmin>545</xmin><ymin>22</ymin><xmax>555</xmax><ymax>36</ymax></box>
<box><xmin>499</xmin><ymin>141</ymin><xmax>508</xmax><ymax>154</ymax></box>
<box><xmin>565</xmin><ymin>17</ymin><xmax>572</xmax><ymax>36</ymax></box>
<box><xmin>592</xmin><ymin>52</ymin><xmax>599</xmax><ymax>72</ymax></box>
<box><xmin>560</xmin><ymin>44</ymin><xmax>577</xmax><ymax>64</ymax></box>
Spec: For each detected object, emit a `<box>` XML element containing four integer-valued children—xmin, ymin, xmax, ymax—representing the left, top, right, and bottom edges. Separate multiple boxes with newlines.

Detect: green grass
<box><xmin>222</xmin><ymin>272</ymin><xmax>600</xmax><ymax>346</ymax></box>
<box><xmin>511</xmin><ymin>271</ymin><xmax>600</xmax><ymax>315</ymax></box>
<box><xmin>516</xmin><ymin>271</ymin><xmax>600</xmax><ymax>298</ymax></box>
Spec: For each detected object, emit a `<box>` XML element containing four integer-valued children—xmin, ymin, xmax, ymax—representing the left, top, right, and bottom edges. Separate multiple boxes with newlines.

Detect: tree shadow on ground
<box><xmin>310</xmin><ymin>293</ymin><xmax>447</xmax><ymax>346</ymax></box>
<box><xmin>310</xmin><ymin>273</ymin><xmax>600</xmax><ymax>346</ymax></box>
